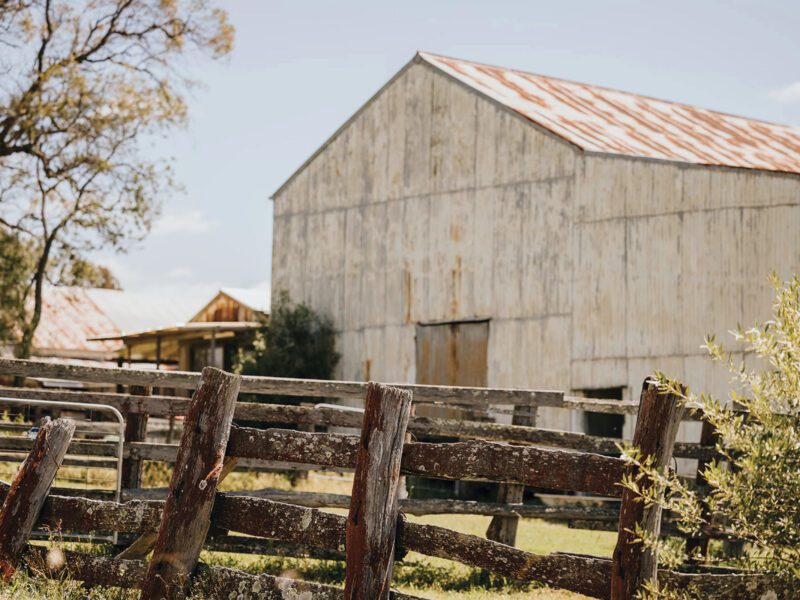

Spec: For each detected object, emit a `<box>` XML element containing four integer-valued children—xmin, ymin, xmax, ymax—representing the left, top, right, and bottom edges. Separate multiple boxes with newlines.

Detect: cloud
<box><xmin>166</xmin><ymin>266</ymin><xmax>193</xmax><ymax>279</ymax></box>
<box><xmin>152</xmin><ymin>209</ymin><xmax>214</xmax><ymax>236</ymax></box>
<box><xmin>769</xmin><ymin>82</ymin><xmax>800</xmax><ymax>104</ymax></box>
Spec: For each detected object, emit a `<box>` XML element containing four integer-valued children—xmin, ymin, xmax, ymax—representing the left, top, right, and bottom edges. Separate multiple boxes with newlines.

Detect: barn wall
<box><xmin>273</xmin><ymin>60</ymin><xmax>578</xmax><ymax>427</ymax></box>
<box><xmin>572</xmin><ymin>155</ymin><xmax>800</xmax><ymax>438</ymax></box>
<box><xmin>273</xmin><ymin>58</ymin><xmax>800</xmax><ymax>436</ymax></box>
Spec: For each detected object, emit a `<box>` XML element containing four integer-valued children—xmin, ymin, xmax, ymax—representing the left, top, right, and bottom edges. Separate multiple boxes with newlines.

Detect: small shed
<box><xmin>93</xmin><ymin>287</ymin><xmax>269</xmax><ymax>371</ymax></box>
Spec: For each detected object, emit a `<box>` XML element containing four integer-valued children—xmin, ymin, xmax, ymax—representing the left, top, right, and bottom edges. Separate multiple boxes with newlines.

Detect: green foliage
<box><xmin>52</xmin><ymin>256</ymin><xmax>121</xmax><ymax>290</ymax></box>
<box><xmin>0</xmin><ymin>229</ymin><xmax>34</xmax><ymax>344</ymax></box>
<box><xmin>234</xmin><ymin>291</ymin><xmax>340</xmax><ymax>383</ymax></box>
<box><xmin>619</xmin><ymin>273</ymin><xmax>800</xmax><ymax>597</ymax></box>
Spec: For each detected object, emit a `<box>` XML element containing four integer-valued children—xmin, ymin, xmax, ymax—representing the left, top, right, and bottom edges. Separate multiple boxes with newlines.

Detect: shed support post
<box><xmin>611</xmin><ymin>378</ymin><xmax>685</xmax><ymax>599</ymax></box>
<box><xmin>486</xmin><ymin>404</ymin><xmax>537</xmax><ymax>546</ymax></box>
<box><xmin>344</xmin><ymin>382</ymin><xmax>413</xmax><ymax>600</ymax></box>
<box><xmin>140</xmin><ymin>367</ymin><xmax>241</xmax><ymax>600</ymax></box>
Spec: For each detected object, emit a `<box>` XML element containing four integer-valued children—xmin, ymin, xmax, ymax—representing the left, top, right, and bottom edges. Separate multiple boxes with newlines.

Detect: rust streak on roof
<box><xmin>420</xmin><ymin>52</ymin><xmax>800</xmax><ymax>174</ymax></box>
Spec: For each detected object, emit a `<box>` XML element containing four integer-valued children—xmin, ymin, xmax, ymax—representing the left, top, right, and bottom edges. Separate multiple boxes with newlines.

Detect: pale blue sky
<box><xmin>94</xmin><ymin>0</ymin><xmax>800</xmax><ymax>299</ymax></box>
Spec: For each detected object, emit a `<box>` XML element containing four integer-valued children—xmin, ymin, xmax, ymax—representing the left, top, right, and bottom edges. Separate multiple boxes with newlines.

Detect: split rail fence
<box><xmin>0</xmin><ymin>359</ymin><xmax>725</xmax><ymax>547</ymax></box>
<box><xmin>0</xmin><ymin>359</ymin><xmax>785</xmax><ymax>598</ymax></box>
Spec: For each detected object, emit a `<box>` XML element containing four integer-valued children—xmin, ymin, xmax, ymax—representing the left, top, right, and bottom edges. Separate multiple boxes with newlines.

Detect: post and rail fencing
<box><xmin>0</xmin><ymin>358</ymin><xmax>781</xmax><ymax>598</ymax></box>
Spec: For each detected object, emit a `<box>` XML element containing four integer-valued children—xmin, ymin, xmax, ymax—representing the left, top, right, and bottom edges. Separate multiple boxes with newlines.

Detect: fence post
<box><xmin>140</xmin><ymin>367</ymin><xmax>240</xmax><ymax>600</ymax></box>
<box><xmin>685</xmin><ymin>418</ymin><xmax>716</xmax><ymax>564</ymax></box>
<box><xmin>0</xmin><ymin>417</ymin><xmax>75</xmax><ymax>580</ymax></box>
<box><xmin>611</xmin><ymin>379</ymin><xmax>685</xmax><ymax>599</ymax></box>
<box><xmin>486</xmin><ymin>404</ymin><xmax>537</xmax><ymax>546</ymax></box>
<box><xmin>120</xmin><ymin>385</ymin><xmax>151</xmax><ymax>492</ymax></box>
<box><xmin>344</xmin><ymin>382</ymin><xmax>413</xmax><ymax>600</ymax></box>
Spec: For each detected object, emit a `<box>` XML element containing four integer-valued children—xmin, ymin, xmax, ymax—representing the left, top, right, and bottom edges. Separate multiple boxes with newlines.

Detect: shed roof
<box><xmin>33</xmin><ymin>287</ymin><xmax>122</xmax><ymax>357</ymax></box>
<box><xmin>420</xmin><ymin>52</ymin><xmax>800</xmax><ymax>174</ymax></box>
<box><xmin>87</xmin><ymin>288</ymin><xmax>205</xmax><ymax>334</ymax></box>
<box><xmin>219</xmin><ymin>287</ymin><xmax>270</xmax><ymax>314</ymax></box>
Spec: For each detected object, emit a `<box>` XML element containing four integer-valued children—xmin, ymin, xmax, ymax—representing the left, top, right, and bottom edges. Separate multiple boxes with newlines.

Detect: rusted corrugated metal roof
<box><xmin>32</xmin><ymin>287</ymin><xmax>208</xmax><ymax>358</ymax></box>
<box><xmin>420</xmin><ymin>52</ymin><xmax>800</xmax><ymax>174</ymax></box>
<box><xmin>34</xmin><ymin>287</ymin><xmax>122</xmax><ymax>356</ymax></box>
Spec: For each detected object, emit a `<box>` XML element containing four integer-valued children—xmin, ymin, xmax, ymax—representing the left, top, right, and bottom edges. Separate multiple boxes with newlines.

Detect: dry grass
<box><xmin>0</xmin><ymin>462</ymin><xmax>615</xmax><ymax>599</ymax></box>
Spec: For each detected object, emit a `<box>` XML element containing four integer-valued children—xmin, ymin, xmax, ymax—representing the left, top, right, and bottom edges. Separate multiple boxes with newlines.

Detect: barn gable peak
<box><xmin>273</xmin><ymin>51</ymin><xmax>800</xmax><ymax>199</ymax></box>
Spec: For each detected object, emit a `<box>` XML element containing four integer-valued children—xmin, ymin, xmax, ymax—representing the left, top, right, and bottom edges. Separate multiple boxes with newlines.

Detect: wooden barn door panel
<box><xmin>415</xmin><ymin>321</ymin><xmax>488</xmax><ymax>418</ymax></box>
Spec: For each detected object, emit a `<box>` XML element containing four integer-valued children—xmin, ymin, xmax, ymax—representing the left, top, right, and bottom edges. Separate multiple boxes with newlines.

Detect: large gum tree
<box><xmin>0</xmin><ymin>0</ymin><xmax>233</xmax><ymax>357</ymax></box>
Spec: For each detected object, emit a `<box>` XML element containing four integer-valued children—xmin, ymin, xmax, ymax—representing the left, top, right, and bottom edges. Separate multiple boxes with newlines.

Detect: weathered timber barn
<box><xmin>271</xmin><ymin>52</ymin><xmax>800</xmax><ymax>436</ymax></box>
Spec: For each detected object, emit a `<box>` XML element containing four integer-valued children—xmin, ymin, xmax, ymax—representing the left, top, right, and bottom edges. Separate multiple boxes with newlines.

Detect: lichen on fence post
<box><xmin>611</xmin><ymin>378</ymin><xmax>685</xmax><ymax>599</ymax></box>
<box><xmin>140</xmin><ymin>367</ymin><xmax>240</xmax><ymax>600</ymax></box>
<box><xmin>0</xmin><ymin>417</ymin><xmax>75</xmax><ymax>580</ymax></box>
<box><xmin>344</xmin><ymin>382</ymin><xmax>413</xmax><ymax>600</ymax></box>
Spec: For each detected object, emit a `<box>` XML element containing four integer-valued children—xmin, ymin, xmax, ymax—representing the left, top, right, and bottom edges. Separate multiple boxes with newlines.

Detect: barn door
<box><xmin>415</xmin><ymin>319</ymin><xmax>489</xmax><ymax>390</ymax></box>
<box><xmin>415</xmin><ymin>320</ymin><xmax>490</xmax><ymax>499</ymax></box>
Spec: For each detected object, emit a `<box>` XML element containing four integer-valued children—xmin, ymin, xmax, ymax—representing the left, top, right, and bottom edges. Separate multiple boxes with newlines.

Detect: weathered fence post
<box><xmin>120</xmin><ymin>385</ymin><xmax>152</xmax><ymax>492</ymax></box>
<box><xmin>117</xmin><ymin>456</ymin><xmax>239</xmax><ymax>561</ymax></box>
<box><xmin>344</xmin><ymin>382</ymin><xmax>413</xmax><ymax>600</ymax></box>
<box><xmin>0</xmin><ymin>417</ymin><xmax>75</xmax><ymax>580</ymax></box>
<box><xmin>685</xmin><ymin>417</ymin><xmax>716</xmax><ymax>564</ymax></box>
<box><xmin>611</xmin><ymin>379</ymin><xmax>685</xmax><ymax>599</ymax></box>
<box><xmin>140</xmin><ymin>367</ymin><xmax>240</xmax><ymax>600</ymax></box>
<box><xmin>486</xmin><ymin>404</ymin><xmax>537</xmax><ymax>546</ymax></box>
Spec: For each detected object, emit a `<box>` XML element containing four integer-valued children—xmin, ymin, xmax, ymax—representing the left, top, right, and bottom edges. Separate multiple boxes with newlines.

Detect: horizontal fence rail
<box><xmin>0</xmin><ymin>358</ymin><xmax>641</xmax><ymax>412</ymax></box>
<box><xmin>0</xmin><ymin>358</ymin><xmax>723</xmax><ymax>546</ymax></box>
<box><xmin>0</xmin><ymin>486</ymin><xmax>784</xmax><ymax>600</ymax></box>
<box><xmin>0</xmin><ymin>360</ymin><xmax>781</xmax><ymax>599</ymax></box>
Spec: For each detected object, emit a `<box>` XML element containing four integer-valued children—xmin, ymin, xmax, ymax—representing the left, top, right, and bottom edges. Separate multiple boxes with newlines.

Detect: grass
<box><xmin>0</xmin><ymin>458</ymin><xmax>617</xmax><ymax>599</ymax></box>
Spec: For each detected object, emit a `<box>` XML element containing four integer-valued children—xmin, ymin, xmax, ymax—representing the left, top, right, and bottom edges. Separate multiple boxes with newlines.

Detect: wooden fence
<box><xmin>0</xmin><ymin>359</ymin><xmax>782</xmax><ymax>598</ymax></box>
<box><xmin>0</xmin><ymin>359</ymin><xmax>720</xmax><ymax>544</ymax></box>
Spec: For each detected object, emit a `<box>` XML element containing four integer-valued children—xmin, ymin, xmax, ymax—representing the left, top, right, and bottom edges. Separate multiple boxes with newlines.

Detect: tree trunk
<box><xmin>15</xmin><ymin>236</ymin><xmax>54</xmax><ymax>359</ymax></box>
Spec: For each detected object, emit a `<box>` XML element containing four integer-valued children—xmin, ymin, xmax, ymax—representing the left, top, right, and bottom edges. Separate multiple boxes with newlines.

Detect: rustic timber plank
<box><xmin>25</xmin><ymin>545</ymin><xmax>790</xmax><ymax>600</ymax></box>
<box><xmin>345</xmin><ymin>382</ymin><xmax>412</xmax><ymax>599</ymax></box>
<box><xmin>0</xmin><ymin>418</ymin><xmax>75</xmax><ymax>579</ymax></box>
<box><xmin>0</xmin><ymin>434</ymin><xmax>720</xmax><ymax>464</ymax></box>
<box><xmin>487</xmin><ymin>404</ymin><xmax>536</xmax><ymax>545</ymax></box>
<box><xmin>0</xmin><ymin>382</ymin><xmax>644</xmax><ymax>419</ymax></box>
<box><xmin>685</xmin><ymin>418</ymin><xmax>717</xmax><ymax>564</ymax></box>
<box><xmin>117</xmin><ymin>457</ymin><xmax>238</xmax><ymax>561</ymax></box>
<box><xmin>120</xmin><ymin>385</ymin><xmax>151</xmax><ymax>492</ymax></box>
<box><xmin>141</xmin><ymin>367</ymin><xmax>241</xmax><ymax>600</ymax></box>
<box><xmin>205</xmin><ymin>535</ymin><xmax>345</xmax><ymax>560</ymax></box>
<box><xmin>400</xmin><ymin>439</ymin><xmax>624</xmax><ymax>497</ymax></box>
<box><xmin>611</xmin><ymin>379</ymin><xmax>685</xmax><ymax>600</ymax></box>
<box><xmin>26</xmin><ymin>547</ymin><xmax>424</xmax><ymax>599</ymax></box>
<box><xmin>227</xmin><ymin>426</ymin><xmax>626</xmax><ymax>496</ymax></box>
<box><xmin>0</xmin><ymin>357</ymin><xmax>577</xmax><ymax>408</ymax></box>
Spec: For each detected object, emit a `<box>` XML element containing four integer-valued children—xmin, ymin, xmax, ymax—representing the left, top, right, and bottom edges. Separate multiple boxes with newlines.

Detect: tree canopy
<box><xmin>0</xmin><ymin>0</ymin><xmax>233</xmax><ymax>356</ymax></box>
<box><xmin>235</xmin><ymin>291</ymin><xmax>340</xmax><ymax>383</ymax></box>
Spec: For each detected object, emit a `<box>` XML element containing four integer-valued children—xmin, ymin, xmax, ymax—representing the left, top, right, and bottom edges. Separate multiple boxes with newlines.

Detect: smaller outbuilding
<box><xmin>91</xmin><ymin>287</ymin><xmax>270</xmax><ymax>371</ymax></box>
